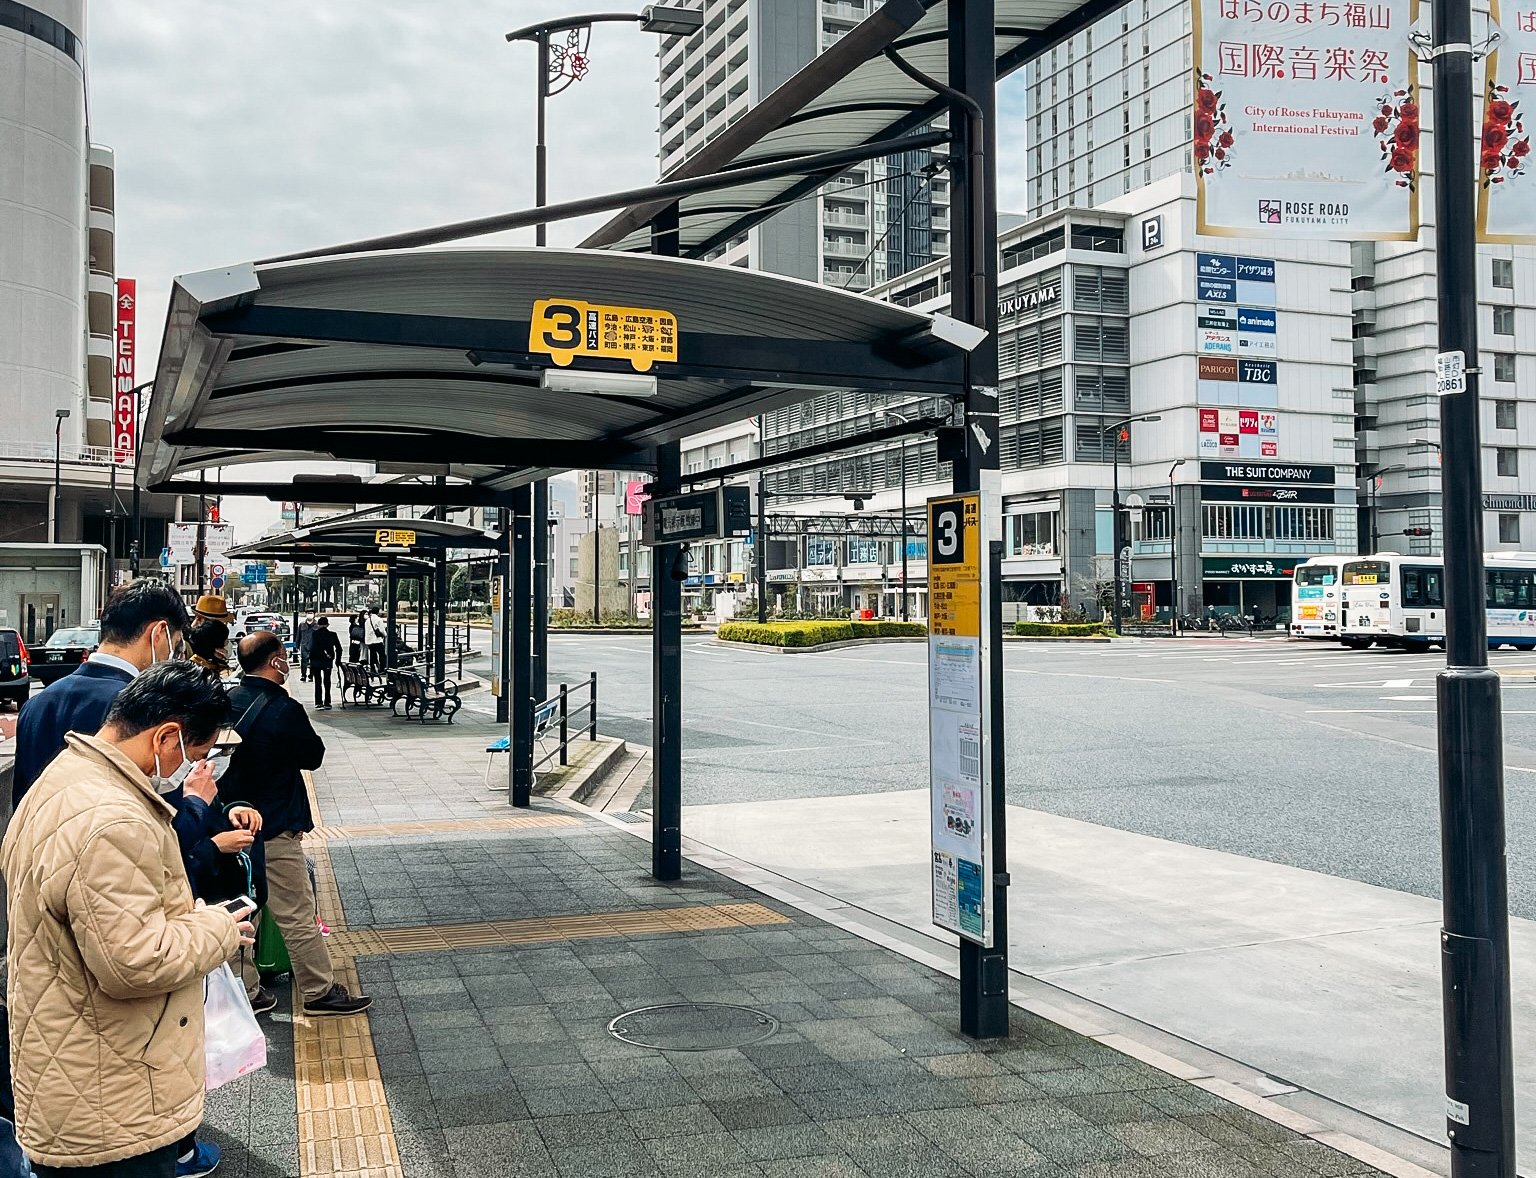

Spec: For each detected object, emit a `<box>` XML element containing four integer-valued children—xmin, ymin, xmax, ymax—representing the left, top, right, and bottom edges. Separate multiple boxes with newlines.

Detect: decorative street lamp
<box><xmin>52</xmin><ymin>408</ymin><xmax>70</xmax><ymax>544</ymax></box>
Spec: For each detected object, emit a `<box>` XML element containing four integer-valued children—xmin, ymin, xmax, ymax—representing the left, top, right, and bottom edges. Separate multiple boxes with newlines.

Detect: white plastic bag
<box><xmin>203</xmin><ymin>963</ymin><xmax>267</xmax><ymax>1090</ymax></box>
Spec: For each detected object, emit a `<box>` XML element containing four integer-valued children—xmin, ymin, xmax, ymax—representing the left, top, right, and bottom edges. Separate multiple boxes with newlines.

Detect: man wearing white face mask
<box><xmin>13</xmin><ymin>580</ymin><xmax>190</xmax><ymax>806</ymax></box>
<box><xmin>2</xmin><ymin>663</ymin><xmax>253</xmax><ymax>1178</ymax></box>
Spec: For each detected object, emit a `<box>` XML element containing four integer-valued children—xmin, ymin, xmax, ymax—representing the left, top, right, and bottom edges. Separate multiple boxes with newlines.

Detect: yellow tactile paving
<box><xmin>326</xmin><ymin>901</ymin><xmax>791</xmax><ymax>959</ymax></box>
<box><xmin>292</xmin><ymin>956</ymin><xmax>401</xmax><ymax>1178</ymax></box>
<box><xmin>311</xmin><ymin>813</ymin><xmax>582</xmax><ymax>841</ymax></box>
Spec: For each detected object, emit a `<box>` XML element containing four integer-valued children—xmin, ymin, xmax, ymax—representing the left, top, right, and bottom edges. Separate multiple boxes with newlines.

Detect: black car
<box><xmin>0</xmin><ymin>628</ymin><xmax>30</xmax><ymax>709</ymax></box>
<box><xmin>31</xmin><ymin>624</ymin><xmax>99</xmax><ymax>685</ymax></box>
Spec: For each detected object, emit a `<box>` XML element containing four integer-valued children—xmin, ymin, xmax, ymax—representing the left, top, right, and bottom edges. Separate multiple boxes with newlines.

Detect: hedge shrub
<box><xmin>718</xmin><ymin>620</ymin><xmax>927</xmax><ymax>648</ymax></box>
<box><xmin>1011</xmin><ymin>621</ymin><xmax>1111</xmax><ymax>637</ymax></box>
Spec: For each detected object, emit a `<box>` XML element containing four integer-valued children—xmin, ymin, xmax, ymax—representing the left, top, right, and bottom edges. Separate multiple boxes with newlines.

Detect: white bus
<box><xmin>1339</xmin><ymin>552</ymin><xmax>1536</xmax><ymax>651</ymax></box>
<box><xmin>1290</xmin><ymin>557</ymin><xmax>1343</xmax><ymax>639</ymax></box>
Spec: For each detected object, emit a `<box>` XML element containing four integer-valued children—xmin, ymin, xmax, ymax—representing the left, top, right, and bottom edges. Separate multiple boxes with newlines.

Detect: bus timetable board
<box><xmin>926</xmin><ymin>493</ymin><xmax>995</xmax><ymax>948</ymax></box>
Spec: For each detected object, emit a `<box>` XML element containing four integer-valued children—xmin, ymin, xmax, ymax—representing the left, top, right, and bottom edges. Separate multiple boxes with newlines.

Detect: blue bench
<box><xmin>484</xmin><ymin>701</ymin><xmax>560</xmax><ymax>789</ymax></box>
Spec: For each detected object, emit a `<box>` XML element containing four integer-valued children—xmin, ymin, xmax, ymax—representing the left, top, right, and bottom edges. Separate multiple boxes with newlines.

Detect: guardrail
<box><xmin>533</xmin><ymin>672</ymin><xmax>598</xmax><ymax>774</ymax></box>
<box><xmin>0</xmin><ymin>440</ymin><xmax>118</xmax><ymax>467</ymax></box>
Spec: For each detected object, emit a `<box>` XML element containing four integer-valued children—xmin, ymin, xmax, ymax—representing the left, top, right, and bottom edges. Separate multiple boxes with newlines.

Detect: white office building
<box><xmin>1024</xmin><ymin>0</ymin><xmax>1536</xmax><ymax>559</ymax></box>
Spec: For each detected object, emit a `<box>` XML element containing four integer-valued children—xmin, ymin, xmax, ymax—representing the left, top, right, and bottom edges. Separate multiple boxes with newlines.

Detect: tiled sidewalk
<box><xmin>201</xmin><ymin>707</ymin><xmax>1394</xmax><ymax>1178</ymax></box>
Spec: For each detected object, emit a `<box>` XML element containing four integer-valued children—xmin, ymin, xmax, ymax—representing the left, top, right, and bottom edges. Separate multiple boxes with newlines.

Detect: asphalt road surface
<box><xmin>532</xmin><ymin>633</ymin><xmax>1536</xmax><ymax>919</ymax></box>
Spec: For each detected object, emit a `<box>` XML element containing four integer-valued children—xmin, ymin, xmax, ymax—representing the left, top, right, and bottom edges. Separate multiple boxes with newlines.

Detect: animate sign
<box><xmin>376</xmin><ymin>529</ymin><xmax>417</xmax><ymax>547</ymax></box>
<box><xmin>998</xmin><ymin>283</ymin><xmax>1060</xmax><ymax>317</ymax></box>
<box><xmin>530</xmin><ymin>298</ymin><xmax>678</xmax><ymax>372</ymax></box>
<box><xmin>1201</xmin><ymin>461</ymin><xmax>1334</xmax><ymax>484</ymax></box>
<box><xmin>641</xmin><ymin>486</ymin><xmax>751</xmax><ymax>545</ymax></box>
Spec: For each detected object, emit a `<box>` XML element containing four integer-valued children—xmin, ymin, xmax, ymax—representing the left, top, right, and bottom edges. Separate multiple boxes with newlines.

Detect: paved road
<box><xmin>540</xmin><ymin>634</ymin><xmax>1536</xmax><ymax>919</ymax></box>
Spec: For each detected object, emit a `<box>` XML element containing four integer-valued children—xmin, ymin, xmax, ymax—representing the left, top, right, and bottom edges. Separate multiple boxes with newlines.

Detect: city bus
<box><xmin>1338</xmin><ymin>552</ymin><xmax>1536</xmax><ymax>651</ymax></box>
<box><xmin>1290</xmin><ymin>557</ymin><xmax>1343</xmax><ymax>639</ymax></box>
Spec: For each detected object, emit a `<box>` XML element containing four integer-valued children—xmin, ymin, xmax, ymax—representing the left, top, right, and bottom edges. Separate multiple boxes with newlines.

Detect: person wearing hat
<box><xmin>191</xmin><ymin>594</ymin><xmax>232</xmax><ymax>626</ymax></box>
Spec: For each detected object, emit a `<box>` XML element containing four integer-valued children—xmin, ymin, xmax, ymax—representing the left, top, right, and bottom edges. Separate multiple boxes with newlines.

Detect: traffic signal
<box><xmin>1403</xmin><ymin>526</ymin><xmax>1434</xmax><ymax>537</ymax></box>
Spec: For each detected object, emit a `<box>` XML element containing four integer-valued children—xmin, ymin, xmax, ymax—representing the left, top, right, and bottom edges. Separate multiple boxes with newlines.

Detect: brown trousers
<box><xmin>264</xmin><ymin>831</ymin><xmax>335</xmax><ymax>1001</ymax></box>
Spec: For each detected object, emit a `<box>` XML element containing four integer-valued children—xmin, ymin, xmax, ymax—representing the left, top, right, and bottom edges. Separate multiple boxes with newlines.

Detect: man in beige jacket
<box><xmin>2</xmin><ymin>663</ymin><xmax>253</xmax><ymax>1178</ymax></box>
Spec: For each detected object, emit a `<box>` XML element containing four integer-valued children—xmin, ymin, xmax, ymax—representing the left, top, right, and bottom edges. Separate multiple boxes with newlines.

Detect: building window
<box><xmin>1492</xmin><ymin>257</ymin><xmax>1514</xmax><ymax>288</ymax></box>
<box><xmin>1497</xmin><ymin>448</ymin><xmax>1519</xmax><ymax>477</ymax></box>
<box><xmin>1075</xmin><ymin>417</ymin><xmax>1131</xmax><ymax>463</ymax></box>
<box><xmin>1073</xmin><ymin>266</ymin><xmax>1130</xmax><ymax>313</ymax></box>
<box><xmin>1493</xmin><ymin>306</ymin><xmax>1515</xmax><ymax>335</ymax></box>
<box><xmin>1500</xmin><ymin>514</ymin><xmax>1522</xmax><ymax>544</ymax></box>
<box><xmin>1073</xmin><ymin>317</ymin><xmax>1130</xmax><ymax>363</ymax></box>
<box><xmin>1494</xmin><ymin>353</ymin><xmax>1517</xmax><ymax>382</ymax></box>
<box><xmin>1497</xmin><ymin>400</ymin><xmax>1518</xmax><ymax>430</ymax></box>
<box><xmin>1202</xmin><ymin>504</ymin><xmax>1266</xmax><ymax>540</ymax></box>
<box><xmin>1272</xmin><ymin>507</ymin><xmax>1335</xmax><ymax>541</ymax></box>
<box><xmin>1069</xmin><ymin>224</ymin><xmax>1124</xmax><ymax>252</ymax></box>
<box><xmin>1006</xmin><ymin>510</ymin><xmax>1058</xmax><ymax>555</ymax></box>
<box><xmin>1073</xmin><ymin>367</ymin><xmax>1131</xmax><ymax>415</ymax></box>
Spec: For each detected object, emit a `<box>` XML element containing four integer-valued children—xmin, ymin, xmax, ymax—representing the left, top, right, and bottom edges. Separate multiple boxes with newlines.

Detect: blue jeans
<box><xmin>0</xmin><ymin>1117</ymin><xmax>31</xmax><ymax>1178</ymax></box>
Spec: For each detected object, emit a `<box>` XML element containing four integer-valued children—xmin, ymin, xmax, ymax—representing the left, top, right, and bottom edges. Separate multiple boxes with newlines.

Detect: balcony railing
<box><xmin>0</xmin><ymin>440</ymin><xmax>118</xmax><ymax>467</ymax></box>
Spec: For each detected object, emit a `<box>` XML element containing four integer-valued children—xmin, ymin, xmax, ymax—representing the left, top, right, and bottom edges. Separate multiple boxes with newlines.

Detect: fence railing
<box><xmin>0</xmin><ymin>440</ymin><xmax>118</xmax><ymax>467</ymax></box>
<box><xmin>533</xmin><ymin>672</ymin><xmax>599</xmax><ymax>773</ymax></box>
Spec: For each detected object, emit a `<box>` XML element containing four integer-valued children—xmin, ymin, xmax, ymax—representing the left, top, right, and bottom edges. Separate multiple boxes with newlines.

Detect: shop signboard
<box><xmin>1198</xmin><ymin>407</ymin><xmax>1280</xmax><ymax>458</ymax></box>
<box><xmin>1202</xmin><ymin>483</ymin><xmax>1336</xmax><ymax>503</ymax></box>
<box><xmin>1203</xmin><ymin>556</ymin><xmax>1310</xmax><ymax>579</ymax></box>
<box><xmin>926</xmin><ymin>493</ymin><xmax>994</xmax><ymax>948</ymax></box>
<box><xmin>1193</xmin><ymin>0</ymin><xmax>1419</xmax><ymax>241</ymax></box>
<box><xmin>1201</xmin><ymin>461</ymin><xmax>1334</xmax><ymax>483</ymax></box>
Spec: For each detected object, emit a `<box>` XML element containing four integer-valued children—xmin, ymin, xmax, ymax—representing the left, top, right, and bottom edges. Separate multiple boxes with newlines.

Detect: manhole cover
<box><xmin>607</xmin><ymin>1003</ymin><xmax>779</xmax><ymax>1051</ymax></box>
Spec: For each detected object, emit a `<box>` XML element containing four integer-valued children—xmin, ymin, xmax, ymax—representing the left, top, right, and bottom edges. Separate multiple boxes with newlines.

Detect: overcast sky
<box><xmin>87</xmin><ymin>2</ymin><xmax>1027</xmax><ymax>539</ymax></box>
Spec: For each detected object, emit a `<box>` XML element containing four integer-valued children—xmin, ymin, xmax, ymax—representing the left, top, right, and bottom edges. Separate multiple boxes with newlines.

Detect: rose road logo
<box><xmin>1259</xmin><ymin>199</ymin><xmax>1283</xmax><ymax>224</ymax></box>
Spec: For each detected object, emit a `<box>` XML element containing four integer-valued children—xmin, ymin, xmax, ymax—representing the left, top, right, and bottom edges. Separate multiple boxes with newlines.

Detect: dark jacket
<box><xmin>169</xmin><ymin>788</ymin><xmax>266</xmax><ymax>908</ymax></box>
<box><xmin>12</xmin><ymin>661</ymin><xmax>135</xmax><ymax>805</ymax></box>
<box><xmin>309</xmin><ymin>627</ymin><xmax>343</xmax><ymax>669</ymax></box>
<box><xmin>218</xmin><ymin>676</ymin><xmax>325</xmax><ymax>839</ymax></box>
<box><xmin>296</xmin><ymin>619</ymin><xmax>316</xmax><ymax>653</ymax></box>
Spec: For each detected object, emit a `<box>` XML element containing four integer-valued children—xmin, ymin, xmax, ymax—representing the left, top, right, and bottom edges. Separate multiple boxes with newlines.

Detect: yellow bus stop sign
<box><xmin>376</xmin><ymin>529</ymin><xmax>416</xmax><ymax>547</ymax></box>
<box><xmin>530</xmin><ymin>298</ymin><xmax>678</xmax><ymax>373</ymax></box>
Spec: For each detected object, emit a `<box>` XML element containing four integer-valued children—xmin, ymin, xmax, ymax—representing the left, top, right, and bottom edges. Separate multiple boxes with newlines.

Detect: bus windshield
<box><xmin>1342</xmin><ymin>560</ymin><xmax>1391</xmax><ymax>585</ymax></box>
<box><xmin>1295</xmin><ymin>565</ymin><xmax>1337</xmax><ymax>586</ymax></box>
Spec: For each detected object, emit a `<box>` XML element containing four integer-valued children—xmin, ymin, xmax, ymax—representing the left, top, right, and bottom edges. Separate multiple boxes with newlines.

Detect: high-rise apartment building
<box><xmin>656</xmin><ymin>0</ymin><xmax>949</xmax><ymax>290</ymax></box>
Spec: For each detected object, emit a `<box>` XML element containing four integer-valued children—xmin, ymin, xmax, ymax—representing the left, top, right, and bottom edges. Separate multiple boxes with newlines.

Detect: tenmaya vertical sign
<box><xmin>113</xmin><ymin>278</ymin><xmax>137</xmax><ymax>464</ymax></box>
<box><xmin>1193</xmin><ymin>0</ymin><xmax>1420</xmax><ymax>239</ymax></box>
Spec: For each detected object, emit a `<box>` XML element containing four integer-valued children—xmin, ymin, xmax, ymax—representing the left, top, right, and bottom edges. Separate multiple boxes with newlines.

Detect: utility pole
<box><xmin>1429</xmin><ymin>0</ymin><xmax>1516</xmax><ymax>1169</ymax></box>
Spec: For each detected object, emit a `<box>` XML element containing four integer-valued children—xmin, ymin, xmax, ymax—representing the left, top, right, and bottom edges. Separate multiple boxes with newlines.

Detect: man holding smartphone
<box><xmin>1</xmin><ymin>664</ymin><xmax>254</xmax><ymax>1178</ymax></box>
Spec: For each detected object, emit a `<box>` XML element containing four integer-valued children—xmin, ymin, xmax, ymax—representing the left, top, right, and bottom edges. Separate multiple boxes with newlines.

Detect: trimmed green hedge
<box><xmin>1012</xmin><ymin>621</ymin><xmax>1111</xmax><ymax>637</ymax></box>
<box><xmin>718</xmin><ymin>620</ymin><xmax>927</xmax><ymax>648</ymax></box>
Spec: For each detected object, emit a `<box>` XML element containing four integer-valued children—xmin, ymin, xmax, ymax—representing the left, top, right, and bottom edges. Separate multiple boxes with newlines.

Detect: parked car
<box><xmin>31</xmin><ymin>624</ymin><xmax>100</xmax><ymax>685</ymax></box>
<box><xmin>0</xmin><ymin>628</ymin><xmax>30</xmax><ymax>709</ymax></box>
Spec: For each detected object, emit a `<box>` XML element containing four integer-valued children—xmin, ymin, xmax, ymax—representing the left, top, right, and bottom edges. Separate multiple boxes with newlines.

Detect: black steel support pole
<box><xmin>1169</xmin><ymin>472</ymin><xmax>1179</xmax><ymax>636</ymax></box>
<box><xmin>106</xmin><ymin>460</ymin><xmax>117</xmax><ymax>590</ymax></box>
<box><xmin>497</xmin><ymin>507</ymin><xmax>511</xmax><ymax>724</ymax></box>
<box><xmin>434</xmin><ymin>554</ymin><xmax>448</xmax><ymax>683</ymax></box>
<box><xmin>651</xmin><ymin>202</ymin><xmax>683</xmax><ymax>882</ymax></box>
<box><xmin>949</xmin><ymin>0</ymin><xmax>1009</xmax><ymax>1041</ymax></box>
<box><xmin>1433</xmin><ymin>0</ymin><xmax>1515</xmax><ymax>1169</ymax></box>
<box><xmin>651</xmin><ymin>441</ymin><xmax>683</xmax><ymax>881</ymax></box>
<box><xmin>535</xmin><ymin>33</ymin><xmax>548</xmax><ymax>249</ymax></box>
<box><xmin>533</xmin><ymin>482</ymin><xmax>549</xmax><ymax>699</ymax></box>
<box><xmin>510</xmin><ymin>485</ymin><xmax>534</xmax><ymax>807</ymax></box>
<box><xmin>385</xmin><ymin>569</ymin><xmax>398</xmax><ymax>668</ymax></box>
<box><xmin>756</xmin><ymin>471</ymin><xmax>769</xmax><ymax>624</ymax></box>
<box><xmin>196</xmin><ymin>495</ymin><xmax>207</xmax><ymax>594</ymax></box>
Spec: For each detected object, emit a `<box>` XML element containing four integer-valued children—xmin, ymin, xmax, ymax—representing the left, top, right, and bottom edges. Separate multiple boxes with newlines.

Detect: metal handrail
<box><xmin>0</xmin><ymin>440</ymin><xmax>118</xmax><ymax>466</ymax></box>
<box><xmin>532</xmin><ymin>672</ymin><xmax>598</xmax><ymax>773</ymax></box>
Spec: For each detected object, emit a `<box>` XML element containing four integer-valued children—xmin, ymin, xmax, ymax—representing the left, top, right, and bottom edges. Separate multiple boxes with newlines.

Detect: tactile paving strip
<box><xmin>327</xmin><ymin>902</ymin><xmax>792</xmax><ymax>958</ymax></box>
<box><xmin>310</xmin><ymin>813</ymin><xmax>582</xmax><ymax>841</ymax></box>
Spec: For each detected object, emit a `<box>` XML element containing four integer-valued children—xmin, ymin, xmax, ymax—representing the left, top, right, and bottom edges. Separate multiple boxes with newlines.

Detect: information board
<box><xmin>376</xmin><ymin>528</ymin><xmax>416</xmax><ymax>548</ymax></box>
<box><xmin>530</xmin><ymin>298</ymin><xmax>678</xmax><ymax>373</ymax></box>
<box><xmin>926</xmin><ymin>493</ymin><xmax>994</xmax><ymax>947</ymax></box>
<box><xmin>489</xmin><ymin>575</ymin><xmax>503</xmax><ymax>698</ymax></box>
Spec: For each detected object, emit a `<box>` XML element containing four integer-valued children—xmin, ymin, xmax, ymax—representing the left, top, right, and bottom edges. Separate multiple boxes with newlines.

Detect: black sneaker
<box><xmin>249</xmin><ymin>986</ymin><xmax>278</xmax><ymax>1015</ymax></box>
<box><xmin>302</xmin><ymin>983</ymin><xmax>372</xmax><ymax>1016</ymax></box>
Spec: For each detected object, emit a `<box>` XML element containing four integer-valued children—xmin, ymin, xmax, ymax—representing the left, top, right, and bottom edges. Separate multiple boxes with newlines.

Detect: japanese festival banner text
<box><xmin>1478</xmin><ymin>0</ymin><xmax>1536</xmax><ymax>241</ymax></box>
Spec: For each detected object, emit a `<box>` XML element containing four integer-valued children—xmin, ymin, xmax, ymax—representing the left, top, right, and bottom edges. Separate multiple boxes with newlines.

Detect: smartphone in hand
<box><xmin>219</xmin><ymin>895</ymin><xmax>257</xmax><ymax>919</ymax></box>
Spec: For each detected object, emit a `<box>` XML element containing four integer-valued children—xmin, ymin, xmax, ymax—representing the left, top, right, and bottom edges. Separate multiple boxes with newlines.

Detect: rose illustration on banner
<box><xmin>1193</xmin><ymin>70</ymin><xmax>1235</xmax><ymax>175</ymax></box>
<box><xmin>1374</xmin><ymin>87</ymin><xmax>1421</xmax><ymax>190</ymax></box>
<box><xmin>1481</xmin><ymin>83</ymin><xmax>1529</xmax><ymax>186</ymax></box>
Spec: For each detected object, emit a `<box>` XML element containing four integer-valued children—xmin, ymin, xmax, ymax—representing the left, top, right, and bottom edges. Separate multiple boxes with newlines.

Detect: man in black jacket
<box><xmin>220</xmin><ymin>633</ymin><xmax>370</xmax><ymax>1016</ymax></box>
<box><xmin>308</xmin><ymin>617</ymin><xmax>342</xmax><ymax>710</ymax></box>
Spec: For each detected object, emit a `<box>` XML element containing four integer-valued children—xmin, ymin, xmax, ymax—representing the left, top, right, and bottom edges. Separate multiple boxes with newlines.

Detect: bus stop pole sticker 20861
<box><xmin>927</xmin><ymin>493</ymin><xmax>994</xmax><ymax>947</ymax></box>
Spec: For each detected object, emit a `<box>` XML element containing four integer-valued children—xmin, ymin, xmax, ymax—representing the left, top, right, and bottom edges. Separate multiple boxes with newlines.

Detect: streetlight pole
<box><xmin>899</xmin><ymin>435</ymin><xmax>909</xmax><ymax>621</ymax></box>
<box><xmin>1105</xmin><ymin>413</ymin><xmax>1160</xmax><ymax>635</ymax></box>
<box><xmin>1168</xmin><ymin>458</ymin><xmax>1185</xmax><ymax>635</ymax></box>
<box><xmin>52</xmin><ymin>408</ymin><xmax>70</xmax><ymax>544</ymax></box>
<box><xmin>1363</xmin><ymin>463</ymin><xmax>1405</xmax><ymax>552</ymax></box>
<box><xmin>1430</xmin><ymin>0</ymin><xmax>1515</xmax><ymax>1162</ymax></box>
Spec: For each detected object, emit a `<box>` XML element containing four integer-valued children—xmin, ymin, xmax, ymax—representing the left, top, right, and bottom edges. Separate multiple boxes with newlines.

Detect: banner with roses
<box><xmin>1193</xmin><ymin>0</ymin><xmax>1420</xmax><ymax>240</ymax></box>
<box><xmin>1477</xmin><ymin>0</ymin><xmax>1536</xmax><ymax>242</ymax></box>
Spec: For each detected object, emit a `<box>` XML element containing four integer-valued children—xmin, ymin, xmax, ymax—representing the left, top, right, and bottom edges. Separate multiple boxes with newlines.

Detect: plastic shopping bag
<box><xmin>203</xmin><ymin>963</ymin><xmax>267</xmax><ymax>1090</ymax></box>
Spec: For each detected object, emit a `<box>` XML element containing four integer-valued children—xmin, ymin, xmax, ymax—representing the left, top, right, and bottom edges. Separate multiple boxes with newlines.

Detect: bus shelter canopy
<box><xmin>140</xmin><ymin>248</ymin><xmax>971</xmax><ymax>501</ymax></box>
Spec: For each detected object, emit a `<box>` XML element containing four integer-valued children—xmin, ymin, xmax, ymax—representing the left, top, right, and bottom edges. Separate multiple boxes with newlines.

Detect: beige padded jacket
<box><xmin>1</xmin><ymin>733</ymin><xmax>240</xmax><ymax>1167</ymax></box>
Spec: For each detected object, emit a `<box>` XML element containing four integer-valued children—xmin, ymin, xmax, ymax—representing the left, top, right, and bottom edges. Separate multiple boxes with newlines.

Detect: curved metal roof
<box><xmin>140</xmin><ymin>247</ymin><xmax>968</xmax><ymax>498</ymax></box>
<box><xmin>581</xmin><ymin>0</ymin><xmax>1124</xmax><ymax>256</ymax></box>
<box><xmin>227</xmin><ymin>517</ymin><xmax>502</xmax><ymax>558</ymax></box>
